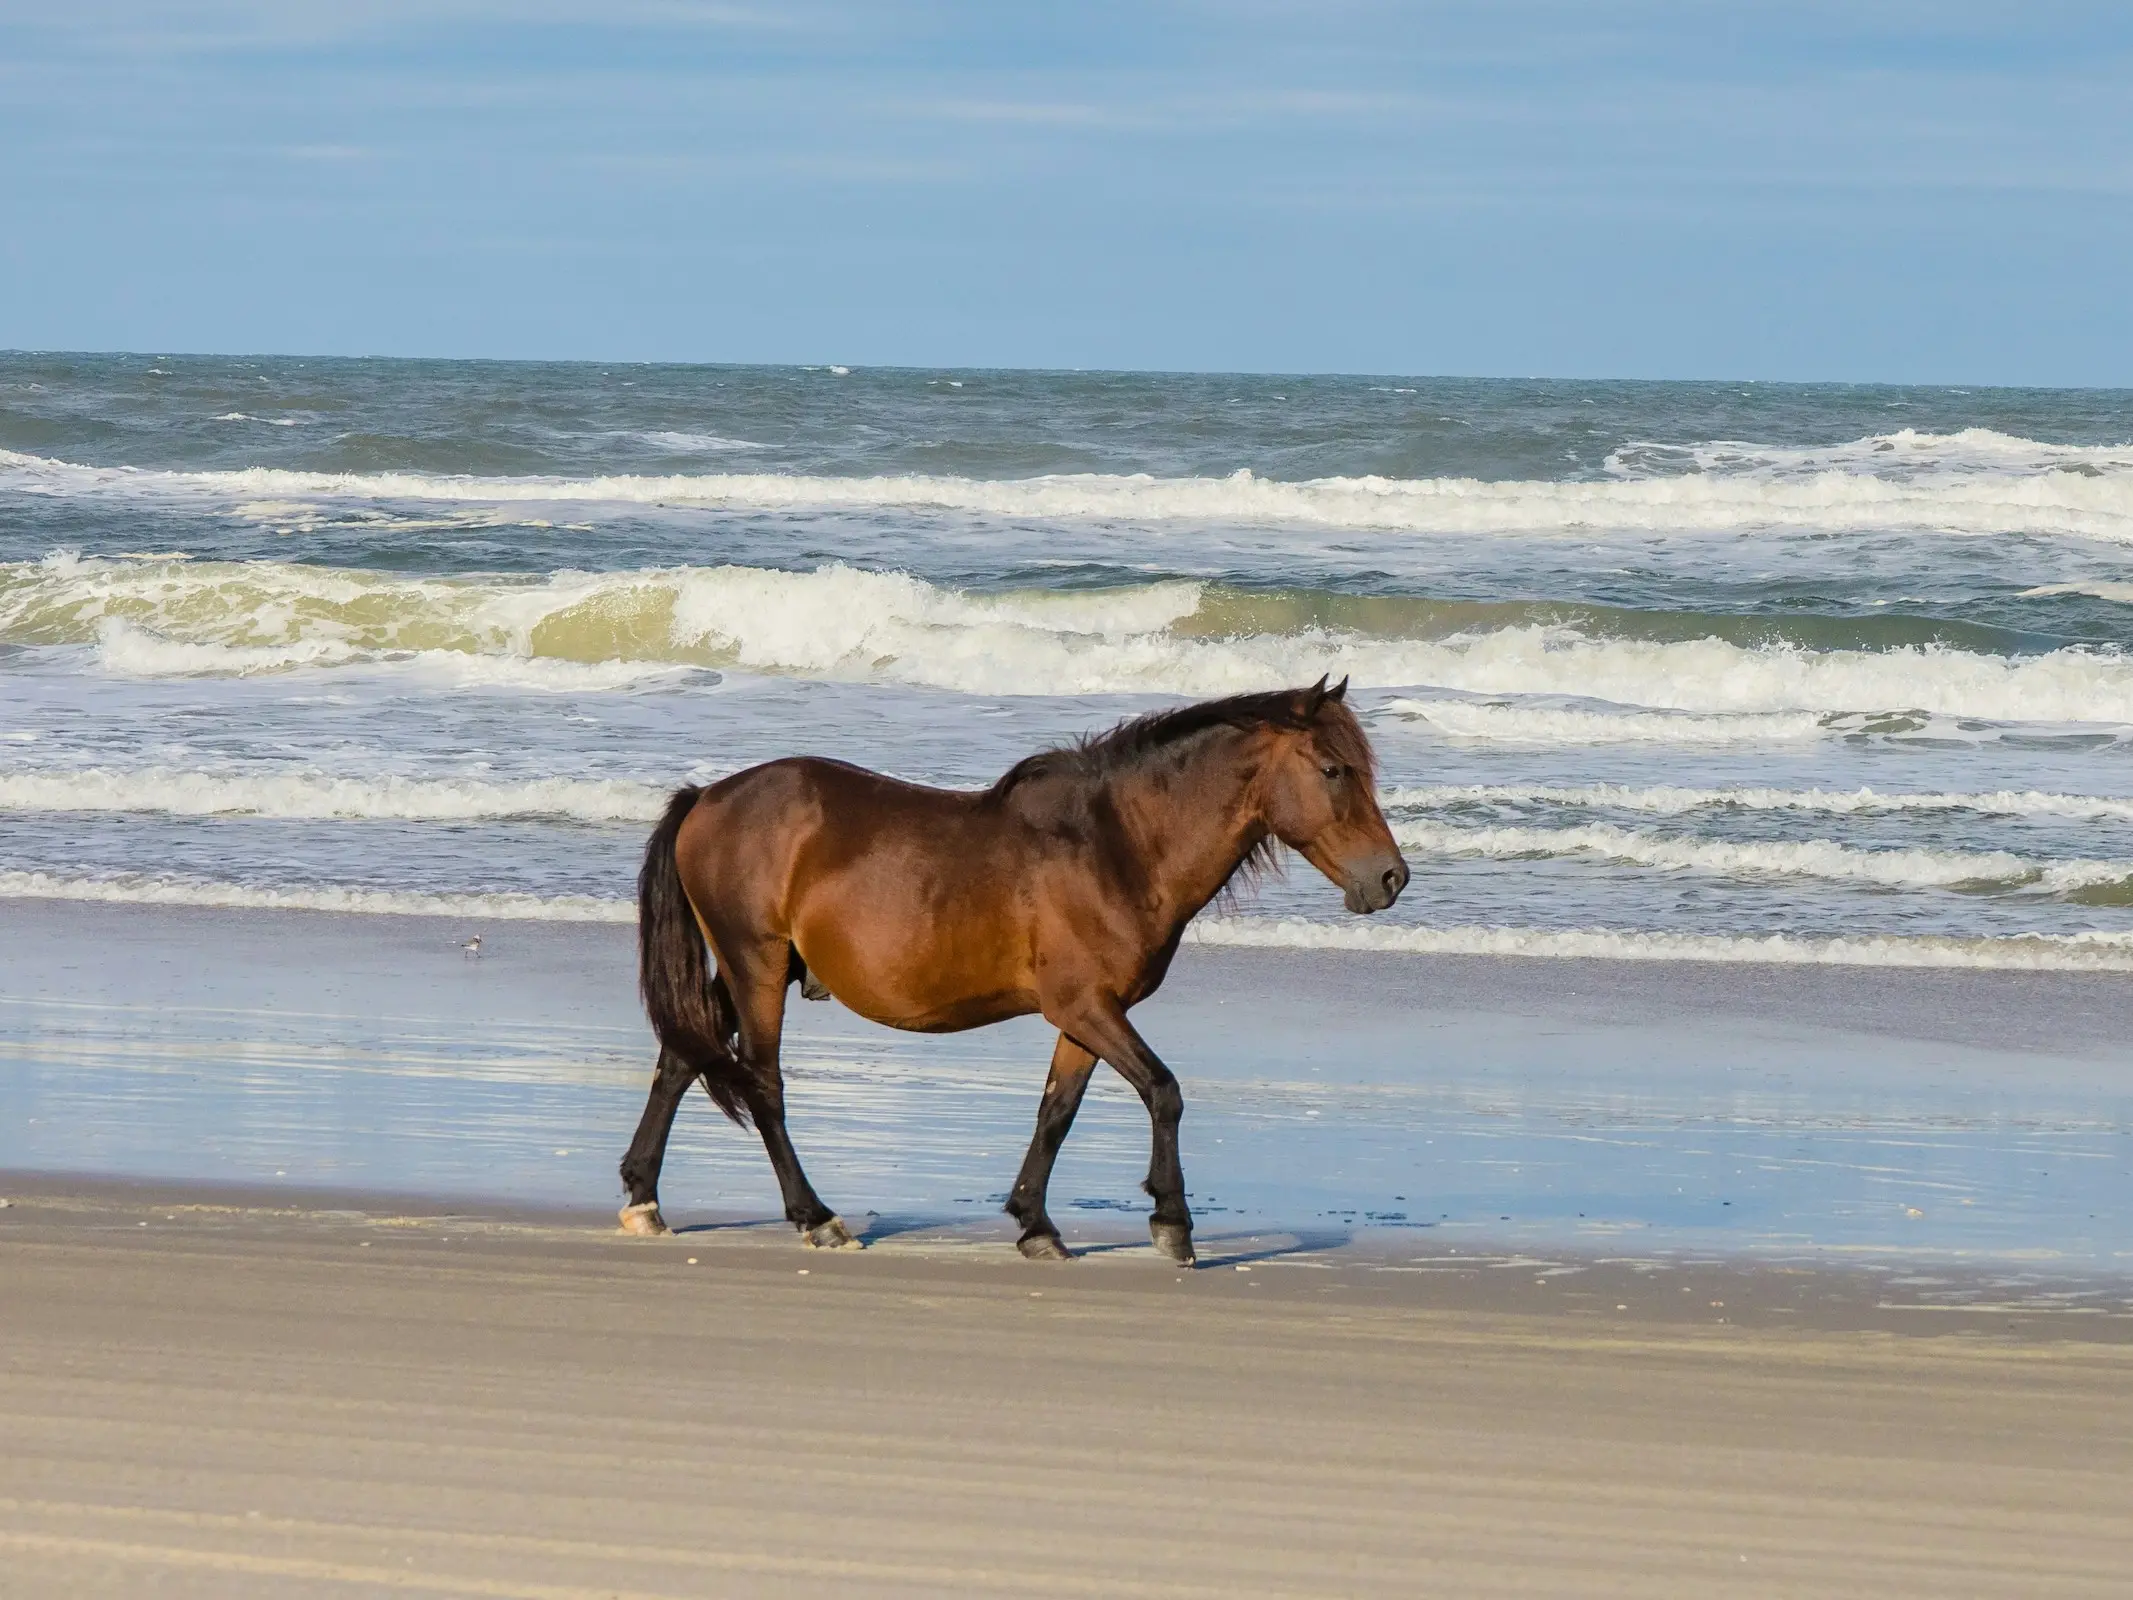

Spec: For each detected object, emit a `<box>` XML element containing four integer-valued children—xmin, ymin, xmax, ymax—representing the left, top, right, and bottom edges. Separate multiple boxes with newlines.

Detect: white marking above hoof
<box><xmin>802</xmin><ymin>1216</ymin><xmax>864</xmax><ymax>1250</ymax></box>
<box><xmin>618</xmin><ymin>1202</ymin><xmax>670</xmax><ymax>1237</ymax></box>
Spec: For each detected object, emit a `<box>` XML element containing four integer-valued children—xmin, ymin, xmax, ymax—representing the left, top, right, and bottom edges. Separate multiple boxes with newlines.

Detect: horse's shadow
<box><xmin>668</xmin><ymin>1216</ymin><xmax>787</xmax><ymax>1238</ymax></box>
<box><xmin>850</xmin><ymin>1213</ymin><xmax>963</xmax><ymax>1244</ymax></box>
<box><xmin>1073</xmin><ymin>1226</ymin><xmax>1354</xmax><ymax>1266</ymax></box>
<box><xmin>670</xmin><ymin>1212</ymin><xmax>1005</xmax><ymax>1246</ymax></box>
<box><xmin>662</xmin><ymin>1214</ymin><xmax>1356</xmax><ymax>1267</ymax></box>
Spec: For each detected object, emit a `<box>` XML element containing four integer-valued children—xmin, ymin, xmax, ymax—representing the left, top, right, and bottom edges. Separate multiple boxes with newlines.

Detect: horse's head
<box><xmin>1259</xmin><ymin>677</ymin><xmax>1409</xmax><ymax>914</ymax></box>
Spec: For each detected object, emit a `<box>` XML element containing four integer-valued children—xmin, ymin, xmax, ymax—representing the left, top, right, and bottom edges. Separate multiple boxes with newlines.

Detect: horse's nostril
<box><xmin>1381</xmin><ymin>867</ymin><xmax>1403</xmax><ymax>897</ymax></box>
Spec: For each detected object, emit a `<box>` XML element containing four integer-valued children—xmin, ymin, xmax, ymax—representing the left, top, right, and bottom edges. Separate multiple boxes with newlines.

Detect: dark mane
<box><xmin>986</xmin><ymin>685</ymin><xmax>1376</xmax><ymax>799</ymax></box>
<box><xmin>983</xmin><ymin>685</ymin><xmax>1371</xmax><ymax>912</ymax></box>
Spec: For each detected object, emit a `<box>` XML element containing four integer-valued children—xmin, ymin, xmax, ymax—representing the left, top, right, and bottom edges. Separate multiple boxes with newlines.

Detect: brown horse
<box><xmin>617</xmin><ymin>676</ymin><xmax>1408</xmax><ymax>1265</ymax></box>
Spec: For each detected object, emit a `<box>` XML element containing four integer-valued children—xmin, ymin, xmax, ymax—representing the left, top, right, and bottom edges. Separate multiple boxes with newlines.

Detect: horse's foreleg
<box><xmin>729</xmin><ymin>953</ymin><xmax>862</xmax><ymax>1251</ymax></box>
<box><xmin>617</xmin><ymin>1046</ymin><xmax>699</xmax><ymax>1234</ymax></box>
<box><xmin>1005</xmin><ymin>1035</ymin><xmax>1098</xmax><ymax>1260</ymax></box>
<box><xmin>1047</xmin><ymin>997</ymin><xmax>1194</xmax><ymax>1267</ymax></box>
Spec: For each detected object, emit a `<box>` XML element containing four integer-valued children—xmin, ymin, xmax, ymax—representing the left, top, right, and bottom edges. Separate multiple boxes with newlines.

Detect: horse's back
<box><xmin>690</xmin><ymin>755</ymin><xmax>985</xmax><ymax>849</ymax></box>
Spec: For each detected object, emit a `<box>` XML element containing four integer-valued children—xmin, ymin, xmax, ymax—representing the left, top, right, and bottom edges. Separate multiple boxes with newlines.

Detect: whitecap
<box><xmin>1384</xmin><ymin>700</ymin><xmax>1828</xmax><ymax>745</ymax></box>
<box><xmin>1606</xmin><ymin>427</ymin><xmax>2133</xmax><ymax>481</ymax></box>
<box><xmin>2019</xmin><ymin>581</ymin><xmax>2133</xmax><ymax>604</ymax></box>
<box><xmin>1380</xmin><ymin>782</ymin><xmax>2133</xmax><ymax>824</ymax></box>
<box><xmin>6</xmin><ymin>438</ymin><xmax>2132</xmax><ymax>541</ymax></box>
<box><xmin>637</xmin><ymin>430</ymin><xmax>769</xmax><ymax>453</ymax></box>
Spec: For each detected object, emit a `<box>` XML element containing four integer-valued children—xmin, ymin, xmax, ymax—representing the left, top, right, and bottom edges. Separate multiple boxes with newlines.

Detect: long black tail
<box><xmin>638</xmin><ymin>786</ymin><xmax>753</xmax><ymax>1124</ymax></box>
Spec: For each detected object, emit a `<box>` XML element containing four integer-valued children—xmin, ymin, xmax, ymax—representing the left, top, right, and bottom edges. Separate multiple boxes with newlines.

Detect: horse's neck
<box><xmin>1110</xmin><ymin>740</ymin><xmax>1266</xmax><ymax>927</ymax></box>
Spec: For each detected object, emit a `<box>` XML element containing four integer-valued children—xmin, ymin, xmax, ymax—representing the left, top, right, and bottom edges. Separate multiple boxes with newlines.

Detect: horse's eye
<box><xmin>1320</xmin><ymin>764</ymin><xmax>1341</xmax><ymax>780</ymax></box>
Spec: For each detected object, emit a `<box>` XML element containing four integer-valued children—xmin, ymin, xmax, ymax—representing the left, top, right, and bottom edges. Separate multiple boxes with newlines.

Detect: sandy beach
<box><xmin>3</xmin><ymin>1176</ymin><xmax>2130</xmax><ymax>1598</ymax></box>
<box><xmin>6</xmin><ymin>892</ymin><xmax>2132</xmax><ymax>1595</ymax></box>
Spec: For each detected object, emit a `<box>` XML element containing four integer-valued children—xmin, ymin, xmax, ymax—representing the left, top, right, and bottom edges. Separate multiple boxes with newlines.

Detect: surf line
<box><xmin>6</xmin><ymin>869</ymin><xmax>2133</xmax><ymax>972</ymax></box>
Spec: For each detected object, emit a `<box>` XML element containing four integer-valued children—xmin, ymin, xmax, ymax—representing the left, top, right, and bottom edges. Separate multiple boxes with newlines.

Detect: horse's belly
<box><xmin>793</xmin><ymin>913</ymin><xmax>1034</xmax><ymax>1035</ymax></box>
<box><xmin>845</xmin><ymin>985</ymin><xmax>1036</xmax><ymax>1035</ymax></box>
<box><xmin>812</xmin><ymin>951</ymin><xmax>1036</xmax><ymax>1033</ymax></box>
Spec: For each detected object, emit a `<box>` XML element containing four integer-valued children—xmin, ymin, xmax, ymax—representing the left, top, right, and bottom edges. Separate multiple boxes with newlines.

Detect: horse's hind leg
<box><xmin>749</xmin><ymin>1082</ymin><xmax>859</xmax><ymax>1250</ymax></box>
<box><xmin>618</xmin><ymin>1046</ymin><xmax>703</xmax><ymax>1234</ymax></box>
<box><xmin>1005</xmin><ymin>1035</ymin><xmax>1097</xmax><ymax>1260</ymax></box>
<box><xmin>728</xmin><ymin>949</ymin><xmax>862</xmax><ymax>1250</ymax></box>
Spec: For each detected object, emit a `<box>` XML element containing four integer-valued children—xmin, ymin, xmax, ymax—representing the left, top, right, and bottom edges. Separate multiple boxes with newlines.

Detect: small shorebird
<box><xmin>459</xmin><ymin>934</ymin><xmax>483</xmax><ymax>960</ymax></box>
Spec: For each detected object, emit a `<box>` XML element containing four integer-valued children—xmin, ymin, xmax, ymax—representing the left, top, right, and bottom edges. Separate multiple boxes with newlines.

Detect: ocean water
<box><xmin>6</xmin><ymin>353</ymin><xmax>2133</xmax><ymax>969</ymax></box>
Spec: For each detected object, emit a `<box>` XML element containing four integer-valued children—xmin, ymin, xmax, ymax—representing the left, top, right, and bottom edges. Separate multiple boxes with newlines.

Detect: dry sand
<box><xmin>4</xmin><ymin>1178</ymin><xmax>2131</xmax><ymax>1597</ymax></box>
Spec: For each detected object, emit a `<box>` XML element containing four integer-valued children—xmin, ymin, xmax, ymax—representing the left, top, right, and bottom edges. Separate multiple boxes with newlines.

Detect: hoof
<box><xmin>802</xmin><ymin>1216</ymin><xmax>864</xmax><ymax>1251</ymax></box>
<box><xmin>1149</xmin><ymin>1219</ymin><xmax>1196</xmax><ymax>1266</ymax></box>
<box><xmin>618</xmin><ymin>1201</ymin><xmax>670</xmax><ymax>1237</ymax></box>
<box><xmin>1017</xmin><ymin>1233</ymin><xmax>1075</xmax><ymax>1262</ymax></box>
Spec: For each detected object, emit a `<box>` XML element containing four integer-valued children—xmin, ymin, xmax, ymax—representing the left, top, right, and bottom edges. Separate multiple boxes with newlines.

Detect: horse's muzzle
<box><xmin>1345</xmin><ymin>853</ymin><xmax>1410</xmax><ymax>914</ymax></box>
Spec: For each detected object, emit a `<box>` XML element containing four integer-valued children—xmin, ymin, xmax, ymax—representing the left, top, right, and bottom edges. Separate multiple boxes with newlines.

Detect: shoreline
<box><xmin>6</xmin><ymin>1170</ymin><xmax>2130</xmax><ymax>1336</ymax></box>
<box><xmin>14</xmin><ymin>873</ymin><xmax>2133</xmax><ymax>972</ymax></box>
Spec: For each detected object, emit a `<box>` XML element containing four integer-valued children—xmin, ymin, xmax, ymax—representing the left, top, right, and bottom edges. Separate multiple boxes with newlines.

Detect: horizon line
<box><xmin>4</xmin><ymin>347</ymin><xmax>2130</xmax><ymax>395</ymax></box>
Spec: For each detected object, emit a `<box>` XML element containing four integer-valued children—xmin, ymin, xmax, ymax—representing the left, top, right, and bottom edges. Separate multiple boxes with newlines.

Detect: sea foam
<box><xmin>0</xmin><ymin>869</ymin><xmax>633</xmax><ymax>922</ymax></box>
<box><xmin>1186</xmin><ymin>918</ymin><xmax>2133</xmax><ymax>972</ymax></box>
<box><xmin>1382</xmin><ymin>783</ymin><xmax>2133</xmax><ymax>824</ymax></box>
<box><xmin>0</xmin><ymin>767</ymin><xmax>669</xmax><ymax>823</ymax></box>
<box><xmin>1389</xmin><ymin>818</ymin><xmax>2133</xmax><ymax>896</ymax></box>
<box><xmin>1386</xmin><ymin>701</ymin><xmax>1830</xmax><ymax>745</ymax></box>
<box><xmin>6</xmin><ymin>865</ymin><xmax>2129</xmax><ymax>971</ymax></box>
<box><xmin>1606</xmin><ymin>426</ymin><xmax>2133</xmax><ymax>479</ymax></box>
<box><xmin>5</xmin><ymin>428</ymin><xmax>2132</xmax><ymax>539</ymax></box>
<box><xmin>9</xmin><ymin>554</ymin><xmax>2133</xmax><ymax>725</ymax></box>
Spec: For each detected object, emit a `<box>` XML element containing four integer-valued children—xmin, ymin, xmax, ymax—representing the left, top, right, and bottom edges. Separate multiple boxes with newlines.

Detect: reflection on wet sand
<box><xmin>3</xmin><ymin>901</ymin><xmax>2128</xmax><ymax>1288</ymax></box>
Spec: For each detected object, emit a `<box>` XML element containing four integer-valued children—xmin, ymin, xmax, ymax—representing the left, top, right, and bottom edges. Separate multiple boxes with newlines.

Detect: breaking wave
<box><xmin>8</xmin><ymin>553</ymin><xmax>2133</xmax><ymax>723</ymax></box>
<box><xmin>1605</xmin><ymin>426</ymin><xmax>2133</xmax><ymax>481</ymax></box>
<box><xmin>5</xmin><ymin>425</ymin><xmax>2133</xmax><ymax>539</ymax></box>
<box><xmin>1383</xmin><ymin>782</ymin><xmax>2133</xmax><ymax>824</ymax></box>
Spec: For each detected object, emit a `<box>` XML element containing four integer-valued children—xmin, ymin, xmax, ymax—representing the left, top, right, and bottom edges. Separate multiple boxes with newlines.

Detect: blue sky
<box><xmin>2</xmin><ymin>1</ymin><xmax>2128</xmax><ymax>382</ymax></box>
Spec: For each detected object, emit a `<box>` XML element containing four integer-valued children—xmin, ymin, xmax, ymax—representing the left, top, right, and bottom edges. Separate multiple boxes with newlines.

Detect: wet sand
<box><xmin>3</xmin><ymin>1178</ymin><xmax>2131</xmax><ymax>1598</ymax></box>
<box><xmin>6</xmin><ymin>900</ymin><xmax>2132</xmax><ymax>1268</ymax></box>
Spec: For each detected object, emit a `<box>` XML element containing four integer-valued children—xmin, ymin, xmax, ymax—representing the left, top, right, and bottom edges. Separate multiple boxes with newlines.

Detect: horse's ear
<box><xmin>1328</xmin><ymin>675</ymin><xmax>1349</xmax><ymax>703</ymax></box>
<box><xmin>1301</xmin><ymin>674</ymin><xmax>1330</xmax><ymax>715</ymax></box>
